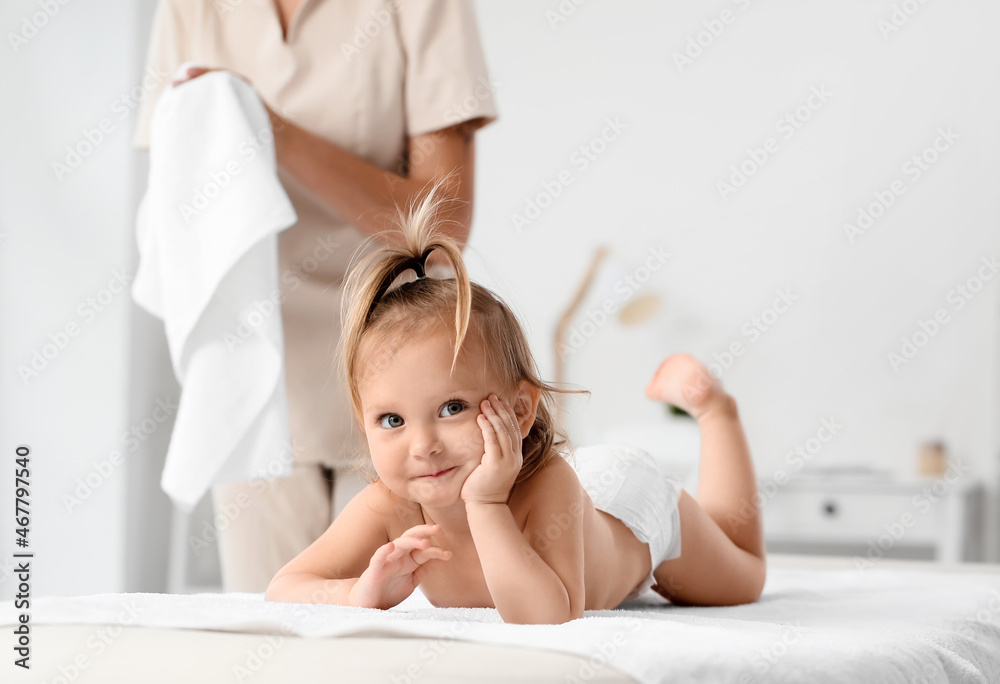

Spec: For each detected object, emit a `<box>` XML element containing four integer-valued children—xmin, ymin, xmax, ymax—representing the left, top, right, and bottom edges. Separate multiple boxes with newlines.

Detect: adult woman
<box><xmin>133</xmin><ymin>0</ymin><xmax>497</xmax><ymax>591</ymax></box>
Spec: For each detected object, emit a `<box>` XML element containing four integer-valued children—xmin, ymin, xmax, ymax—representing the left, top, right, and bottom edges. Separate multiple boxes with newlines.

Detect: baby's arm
<box><xmin>265</xmin><ymin>483</ymin><xmax>387</xmax><ymax>605</ymax></box>
<box><xmin>265</xmin><ymin>571</ymin><xmax>359</xmax><ymax>606</ymax></box>
<box><xmin>266</xmin><ymin>483</ymin><xmax>449</xmax><ymax>608</ymax></box>
<box><xmin>468</xmin><ymin>458</ymin><xmax>586</xmax><ymax>624</ymax></box>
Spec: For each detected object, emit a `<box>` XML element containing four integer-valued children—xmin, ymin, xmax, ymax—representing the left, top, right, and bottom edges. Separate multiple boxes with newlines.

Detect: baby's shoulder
<box><xmin>510</xmin><ymin>454</ymin><xmax>583</xmax><ymax>509</ymax></box>
<box><xmin>525</xmin><ymin>452</ymin><xmax>577</xmax><ymax>484</ymax></box>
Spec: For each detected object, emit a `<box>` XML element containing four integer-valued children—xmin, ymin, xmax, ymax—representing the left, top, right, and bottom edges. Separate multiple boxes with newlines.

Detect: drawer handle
<box><xmin>822</xmin><ymin>501</ymin><xmax>838</xmax><ymax>517</ymax></box>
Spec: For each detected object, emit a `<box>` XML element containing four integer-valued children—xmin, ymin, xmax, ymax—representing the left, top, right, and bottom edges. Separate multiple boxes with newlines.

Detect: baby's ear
<box><xmin>513</xmin><ymin>380</ymin><xmax>541</xmax><ymax>437</ymax></box>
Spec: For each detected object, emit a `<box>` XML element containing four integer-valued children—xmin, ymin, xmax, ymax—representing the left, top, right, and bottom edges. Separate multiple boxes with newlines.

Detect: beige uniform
<box><xmin>134</xmin><ymin>0</ymin><xmax>497</xmax><ymax>591</ymax></box>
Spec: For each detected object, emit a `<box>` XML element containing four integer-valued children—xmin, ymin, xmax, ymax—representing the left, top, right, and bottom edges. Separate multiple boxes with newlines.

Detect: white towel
<box><xmin>3</xmin><ymin>568</ymin><xmax>1000</xmax><ymax>683</ymax></box>
<box><xmin>132</xmin><ymin>64</ymin><xmax>298</xmax><ymax>511</ymax></box>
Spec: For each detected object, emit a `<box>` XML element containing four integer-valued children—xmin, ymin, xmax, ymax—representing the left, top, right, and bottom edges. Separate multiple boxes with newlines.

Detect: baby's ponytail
<box><xmin>340</xmin><ymin>182</ymin><xmax>472</xmax><ymax>406</ymax></box>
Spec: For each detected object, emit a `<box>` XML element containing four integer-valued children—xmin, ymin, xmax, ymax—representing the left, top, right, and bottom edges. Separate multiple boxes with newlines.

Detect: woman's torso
<box><xmin>187</xmin><ymin>0</ymin><xmax>412</xmax><ymax>278</ymax></box>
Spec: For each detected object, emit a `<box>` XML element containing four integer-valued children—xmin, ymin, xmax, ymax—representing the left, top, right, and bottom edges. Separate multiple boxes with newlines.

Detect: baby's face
<box><xmin>357</xmin><ymin>327</ymin><xmax>505</xmax><ymax>507</ymax></box>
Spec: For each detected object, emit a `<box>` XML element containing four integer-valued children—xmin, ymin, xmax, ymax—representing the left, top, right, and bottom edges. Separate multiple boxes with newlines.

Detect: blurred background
<box><xmin>1</xmin><ymin>0</ymin><xmax>998</xmax><ymax>598</ymax></box>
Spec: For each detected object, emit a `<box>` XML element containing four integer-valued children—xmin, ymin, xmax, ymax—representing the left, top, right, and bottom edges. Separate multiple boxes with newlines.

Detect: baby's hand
<box><xmin>461</xmin><ymin>394</ymin><xmax>523</xmax><ymax>505</ymax></box>
<box><xmin>349</xmin><ymin>524</ymin><xmax>452</xmax><ymax>610</ymax></box>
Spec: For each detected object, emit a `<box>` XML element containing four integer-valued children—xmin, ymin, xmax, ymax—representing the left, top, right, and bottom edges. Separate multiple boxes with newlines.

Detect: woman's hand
<box><xmin>171</xmin><ymin>67</ymin><xmax>281</xmax><ymax>123</ymax></box>
<box><xmin>171</xmin><ymin>66</ymin><xmax>244</xmax><ymax>87</ymax></box>
<box><xmin>348</xmin><ymin>524</ymin><xmax>451</xmax><ymax>610</ymax></box>
<box><xmin>461</xmin><ymin>394</ymin><xmax>524</xmax><ymax>506</ymax></box>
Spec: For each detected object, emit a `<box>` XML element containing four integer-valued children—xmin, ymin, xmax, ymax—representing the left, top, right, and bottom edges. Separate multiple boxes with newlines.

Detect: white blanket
<box><xmin>132</xmin><ymin>65</ymin><xmax>297</xmax><ymax>511</ymax></box>
<box><xmin>4</xmin><ymin>567</ymin><xmax>999</xmax><ymax>683</ymax></box>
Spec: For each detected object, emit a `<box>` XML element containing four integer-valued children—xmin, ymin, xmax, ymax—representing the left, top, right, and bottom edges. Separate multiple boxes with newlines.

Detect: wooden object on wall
<box><xmin>553</xmin><ymin>246</ymin><xmax>610</xmax><ymax>433</ymax></box>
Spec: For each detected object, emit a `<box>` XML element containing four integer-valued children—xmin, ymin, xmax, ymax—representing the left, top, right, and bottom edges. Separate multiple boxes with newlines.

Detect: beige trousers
<box><xmin>210</xmin><ymin>462</ymin><xmax>371</xmax><ymax>593</ymax></box>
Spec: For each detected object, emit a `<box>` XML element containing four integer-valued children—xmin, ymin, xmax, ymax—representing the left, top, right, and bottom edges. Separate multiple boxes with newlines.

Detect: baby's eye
<box><xmin>440</xmin><ymin>401</ymin><xmax>465</xmax><ymax>417</ymax></box>
<box><xmin>379</xmin><ymin>414</ymin><xmax>403</xmax><ymax>429</ymax></box>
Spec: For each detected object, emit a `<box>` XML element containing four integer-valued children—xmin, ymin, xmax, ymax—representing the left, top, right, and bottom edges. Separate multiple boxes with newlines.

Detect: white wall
<box><xmin>0</xmin><ymin>0</ymin><xmax>147</xmax><ymax>597</ymax></box>
<box><xmin>466</xmin><ymin>0</ymin><xmax>1000</xmax><ymax>559</ymax></box>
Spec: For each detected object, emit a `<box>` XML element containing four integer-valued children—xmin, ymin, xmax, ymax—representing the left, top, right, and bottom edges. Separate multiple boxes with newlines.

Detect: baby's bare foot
<box><xmin>644</xmin><ymin>353</ymin><xmax>731</xmax><ymax>420</ymax></box>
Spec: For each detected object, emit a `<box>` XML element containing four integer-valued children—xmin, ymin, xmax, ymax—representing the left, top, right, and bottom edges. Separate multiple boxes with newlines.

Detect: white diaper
<box><xmin>569</xmin><ymin>444</ymin><xmax>684</xmax><ymax>604</ymax></box>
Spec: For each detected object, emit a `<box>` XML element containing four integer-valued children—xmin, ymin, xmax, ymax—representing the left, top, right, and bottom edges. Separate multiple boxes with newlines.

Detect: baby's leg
<box><xmin>645</xmin><ymin>354</ymin><xmax>765</xmax><ymax>605</ymax></box>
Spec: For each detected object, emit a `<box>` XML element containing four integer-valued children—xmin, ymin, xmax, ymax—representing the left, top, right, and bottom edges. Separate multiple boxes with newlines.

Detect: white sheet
<box><xmin>4</xmin><ymin>565</ymin><xmax>1000</xmax><ymax>683</ymax></box>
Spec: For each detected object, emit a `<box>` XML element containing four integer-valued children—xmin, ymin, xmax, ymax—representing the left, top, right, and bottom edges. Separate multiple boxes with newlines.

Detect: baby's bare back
<box><xmin>519</xmin><ymin>455</ymin><xmax>653</xmax><ymax>610</ymax></box>
<box><xmin>578</xmin><ymin>490</ymin><xmax>653</xmax><ymax>609</ymax></box>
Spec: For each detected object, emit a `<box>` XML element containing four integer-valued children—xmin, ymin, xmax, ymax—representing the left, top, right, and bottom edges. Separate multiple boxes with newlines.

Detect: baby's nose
<box><xmin>409</xmin><ymin>424</ymin><xmax>443</xmax><ymax>457</ymax></box>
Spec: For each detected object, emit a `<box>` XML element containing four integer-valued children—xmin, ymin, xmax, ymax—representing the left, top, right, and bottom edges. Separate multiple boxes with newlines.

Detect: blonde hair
<box><xmin>338</xmin><ymin>182</ymin><xmax>587</xmax><ymax>487</ymax></box>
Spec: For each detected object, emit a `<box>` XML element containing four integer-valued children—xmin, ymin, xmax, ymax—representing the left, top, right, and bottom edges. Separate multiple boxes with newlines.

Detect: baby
<box><xmin>265</xmin><ymin>186</ymin><xmax>766</xmax><ymax>624</ymax></box>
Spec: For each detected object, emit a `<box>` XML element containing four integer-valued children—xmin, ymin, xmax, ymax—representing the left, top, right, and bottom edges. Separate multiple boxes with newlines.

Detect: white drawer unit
<box><xmin>760</xmin><ymin>477</ymin><xmax>984</xmax><ymax>563</ymax></box>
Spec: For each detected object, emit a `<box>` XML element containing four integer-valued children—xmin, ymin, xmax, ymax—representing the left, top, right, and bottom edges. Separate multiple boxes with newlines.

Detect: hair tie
<box><xmin>367</xmin><ymin>248</ymin><xmax>435</xmax><ymax>320</ymax></box>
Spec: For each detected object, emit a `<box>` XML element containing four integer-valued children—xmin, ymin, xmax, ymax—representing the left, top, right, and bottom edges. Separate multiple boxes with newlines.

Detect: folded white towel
<box><xmin>132</xmin><ymin>64</ymin><xmax>298</xmax><ymax>511</ymax></box>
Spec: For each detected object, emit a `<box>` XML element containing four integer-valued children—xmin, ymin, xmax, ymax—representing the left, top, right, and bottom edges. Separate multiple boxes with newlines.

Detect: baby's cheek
<box><xmin>452</xmin><ymin>423</ymin><xmax>485</xmax><ymax>458</ymax></box>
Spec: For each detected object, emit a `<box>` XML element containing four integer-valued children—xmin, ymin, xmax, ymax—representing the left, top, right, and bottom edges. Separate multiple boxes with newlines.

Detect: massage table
<box><xmin>3</xmin><ymin>554</ymin><xmax>999</xmax><ymax>683</ymax></box>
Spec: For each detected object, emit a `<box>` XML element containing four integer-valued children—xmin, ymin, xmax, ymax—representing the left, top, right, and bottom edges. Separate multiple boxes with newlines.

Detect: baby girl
<box><xmin>265</xmin><ymin>186</ymin><xmax>766</xmax><ymax>624</ymax></box>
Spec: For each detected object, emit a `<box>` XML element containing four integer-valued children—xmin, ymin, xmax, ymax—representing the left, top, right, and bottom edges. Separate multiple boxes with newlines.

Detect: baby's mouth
<box><xmin>419</xmin><ymin>467</ymin><xmax>457</xmax><ymax>478</ymax></box>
